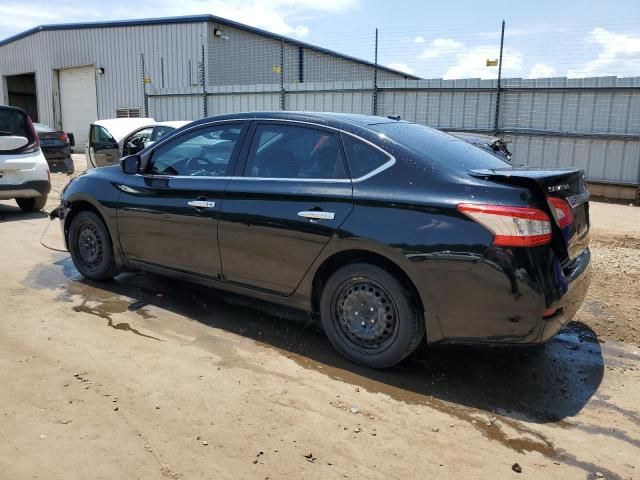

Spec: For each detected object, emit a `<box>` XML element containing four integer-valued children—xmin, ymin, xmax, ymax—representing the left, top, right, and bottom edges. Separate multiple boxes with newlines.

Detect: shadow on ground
<box><xmin>30</xmin><ymin>256</ymin><xmax>606</xmax><ymax>426</ymax></box>
<box><xmin>0</xmin><ymin>203</ymin><xmax>48</xmax><ymax>222</ymax></box>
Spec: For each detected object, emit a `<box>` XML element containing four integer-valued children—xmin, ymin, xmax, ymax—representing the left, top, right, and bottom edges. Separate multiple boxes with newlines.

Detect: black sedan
<box><xmin>53</xmin><ymin>112</ymin><xmax>591</xmax><ymax>368</ymax></box>
<box><xmin>34</xmin><ymin>123</ymin><xmax>75</xmax><ymax>173</ymax></box>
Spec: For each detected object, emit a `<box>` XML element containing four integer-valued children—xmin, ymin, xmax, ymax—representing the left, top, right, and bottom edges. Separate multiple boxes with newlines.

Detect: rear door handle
<box><xmin>188</xmin><ymin>200</ymin><xmax>216</xmax><ymax>209</ymax></box>
<box><xmin>297</xmin><ymin>210</ymin><xmax>335</xmax><ymax>221</ymax></box>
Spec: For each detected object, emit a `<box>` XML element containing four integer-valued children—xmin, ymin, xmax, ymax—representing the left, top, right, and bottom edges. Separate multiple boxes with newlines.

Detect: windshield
<box><xmin>151</xmin><ymin>126</ymin><xmax>176</xmax><ymax>141</ymax></box>
<box><xmin>372</xmin><ymin>122</ymin><xmax>510</xmax><ymax>171</ymax></box>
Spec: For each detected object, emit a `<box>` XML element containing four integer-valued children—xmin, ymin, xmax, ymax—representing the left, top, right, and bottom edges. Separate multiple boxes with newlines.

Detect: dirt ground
<box><xmin>0</xmin><ymin>155</ymin><xmax>638</xmax><ymax>479</ymax></box>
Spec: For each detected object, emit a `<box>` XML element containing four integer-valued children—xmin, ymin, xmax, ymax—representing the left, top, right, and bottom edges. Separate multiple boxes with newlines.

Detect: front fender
<box><xmin>58</xmin><ymin>169</ymin><xmax>125</xmax><ymax>268</ymax></box>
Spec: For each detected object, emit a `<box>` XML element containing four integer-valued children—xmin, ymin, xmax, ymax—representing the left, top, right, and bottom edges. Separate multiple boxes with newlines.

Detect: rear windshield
<box><xmin>0</xmin><ymin>107</ymin><xmax>34</xmax><ymax>143</ymax></box>
<box><xmin>372</xmin><ymin>122</ymin><xmax>510</xmax><ymax>171</ymax></box>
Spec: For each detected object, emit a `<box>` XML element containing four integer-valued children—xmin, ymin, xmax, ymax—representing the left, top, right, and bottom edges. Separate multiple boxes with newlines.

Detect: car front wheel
<box><xmin>320</xmin><ymin>263</ymin><xmax>425</xmax><ymax>368</ymax></box>
<box><xmin>68</xmin><ymin>211</ymin><xmax>118</xmax><ymax>281</ymax></box>
<box><xmin>16</xmin><ymin>195</ymin><xmax>47</xmax><ymax>212</ymax></box>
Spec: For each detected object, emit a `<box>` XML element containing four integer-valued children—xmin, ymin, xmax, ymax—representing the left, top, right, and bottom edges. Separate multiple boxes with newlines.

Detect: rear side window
<box><xmin>0</xmin><ymin>107</ymin><xmax>35</xmax><ymax>144</ymax></box>
<box><xmin>244</xmin><ymin>124</ymin><xmax>346</xmax><ymax>179</ymax></box>
<box><xmin>373</xmin><ymin>122</ymin><xmax>509</xmax><ymax>171</ymax></box>
<box><xmin>341</xmin><ymin>135</ymin><xmax>390</xmax><ymax>179</ymax></box>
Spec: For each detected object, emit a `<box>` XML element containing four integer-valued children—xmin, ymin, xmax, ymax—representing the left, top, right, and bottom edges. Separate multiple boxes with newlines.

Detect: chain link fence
<box><xmin>141</xmin><ymin>19</ymin><xmax>640</xmax><ymax>190</ymax></box>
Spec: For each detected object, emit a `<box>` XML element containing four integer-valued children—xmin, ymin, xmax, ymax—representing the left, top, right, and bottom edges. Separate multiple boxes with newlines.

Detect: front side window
<box><xmin>244</xmin><ymin>124</ymin><xmax>346</xmax><ymax>179</ymax></box>
<box><xmin>148</xmin><ymin>124</ymin><xmax>242</xmax><ymax>176</ymax></box>
<box><xmin>90</xmin><ymin>125</ymin><xmax>115</xmax><ymax>144</ymax></box>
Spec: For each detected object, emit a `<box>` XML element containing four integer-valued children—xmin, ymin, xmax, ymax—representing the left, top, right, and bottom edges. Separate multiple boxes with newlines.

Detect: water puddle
<box><xmin>24</xmin><ymin>255</ymin><xmax>635</xmax><ymax>477</ymax></box>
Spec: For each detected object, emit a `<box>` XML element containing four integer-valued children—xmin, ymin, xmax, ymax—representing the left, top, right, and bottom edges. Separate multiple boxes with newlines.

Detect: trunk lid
<box><xmin>469</xmin><ymin>167</ymin><xmax>590</xmax><ymax>263</ymax></box>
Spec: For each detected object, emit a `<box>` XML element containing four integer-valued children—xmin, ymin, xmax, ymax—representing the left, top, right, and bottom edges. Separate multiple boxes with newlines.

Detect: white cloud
<box><xmin>387</xmin><ymin>62</ymin><xmax>414</xmax><ymax>74</ymax></box>
<box><xmin>529</xmin><ymin>63</ymin><xmax>557</xmax><ymax>78</ymax></box>
<box><xmin>420</xmin><ymin>38</ymin><xmax>465</xmax><ymax>59</ymax></box>
<box><xmin>0</xmin><ymin>0</ymin><xmax>358</xmax><ymax>39</ymax></box>
<box><xmin>567</xmin><ymin>27</ymin><xmax>640</xmax><ymax>77</ymax></box>
<box><xmin>414</xmin><ymin>36</ymin><xmax>425</xmax><ymax>44</ymax></box>
<box><xmin>443</xmin><ymin>46</ymin><xmax>523</xmax><ymax>79</ymax></box>
<box><xmin>416</xmin><ymin>36</ymin><xmax>523</xmax><ymax>79</ymax></box>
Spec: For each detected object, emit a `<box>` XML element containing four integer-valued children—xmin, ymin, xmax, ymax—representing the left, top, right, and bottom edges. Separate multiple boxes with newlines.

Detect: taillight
<box><xmin>59</xmin><ymin>132</ymin><xmax>69</xmax><ymax>143</ymax></box>
<box><xmin>547</xmin><ymin>197</ymin><xmax>573</xmax><ymax>228</ymax></box>
<box><xmin>457</xmin><ymin>203</ymin><xmax>552</xmax><ymax>247</ymax></box>
<box><xmin>19</xmin><ymin>115</ymin><xmax>40</xmax><ymax>153</ymax></box>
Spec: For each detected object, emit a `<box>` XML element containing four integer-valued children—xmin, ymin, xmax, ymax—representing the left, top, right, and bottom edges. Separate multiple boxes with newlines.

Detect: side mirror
<box><xmin>120</xmin><ymin>155</ymin><xmax>141</xmax><ymax>174</ymax></box>
<box><xmin>0</xmin><ymin>135</ymin><xmax>28</xmax><ymax>151</ymax></box>
<box><xmin>68</xmin><ymin>133</ymin><xmax>75</xmax><ymax>147</ymax></box>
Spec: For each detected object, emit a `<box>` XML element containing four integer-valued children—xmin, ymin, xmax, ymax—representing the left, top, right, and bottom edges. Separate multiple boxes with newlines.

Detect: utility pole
<box><xmin>494</xmin><ymin>20</ymin><xmax>505</xmax><ymax>136</ymax></box>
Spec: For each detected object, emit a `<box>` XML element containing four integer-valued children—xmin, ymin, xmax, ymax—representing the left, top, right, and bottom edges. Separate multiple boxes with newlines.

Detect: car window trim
<box><xmin>142</xmin><ymin>121</ymin><xmax>249</xmax><ymax>178</ymax></box>
<box><xmin>139</xmin><ymin>117</ymin><xmax>394</xmax><ymax>182</ymax></box>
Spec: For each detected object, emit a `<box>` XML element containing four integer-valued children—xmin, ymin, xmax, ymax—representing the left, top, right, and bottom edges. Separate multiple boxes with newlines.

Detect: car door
<box><xmin>219</xmin><ymin>121</ymin><xmax>354</xmax><ymax>295</ymax></box>
<box><xmin>116</xmin><ymin>121</ymin><xmax>247</xmax><ymax>278</ymax></box>
<box><xmin>89</xmin><ymin>124</ymin><xmax>120</xmax><ymax>167</ymax></box>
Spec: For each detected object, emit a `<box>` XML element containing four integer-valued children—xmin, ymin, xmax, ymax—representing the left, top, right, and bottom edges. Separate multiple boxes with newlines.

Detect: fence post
<box><xmin>494</xmin><ymin>20</ymin><xmax>505</xmax><ymax>136</ymax></box>
<box><xmin>280</xmin><ymin>38</ymin><xmax>285</xmax><ymax>110</ymax></box>
<box><xmin>141</xmin><ymin>53</ymin><xmax>149</xmax><ymax>118</ymax></box>
<box><xmin>372</xmin><ymin>28</ymin><xmax>379</xmax><ymax>116</ymax></box>
<box><xmin>160</xmin><ymin>57</ymin><xmax>165</xmax><ymax>89</ymax></box>
<box><xmin>201</xmin><ymin>44</ymin><xmax>208</xmax><ymax>118</ymax></box>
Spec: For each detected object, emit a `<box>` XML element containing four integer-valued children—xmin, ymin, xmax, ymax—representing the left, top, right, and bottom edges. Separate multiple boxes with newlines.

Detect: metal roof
<box><xmin>0</xmin><ymin>14</ymin><xmax>420</xmax><ymax>80</ymax></box>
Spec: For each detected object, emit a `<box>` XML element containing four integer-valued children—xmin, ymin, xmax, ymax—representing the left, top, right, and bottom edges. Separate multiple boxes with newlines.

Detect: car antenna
<box><xmin>386</xmin><ymin>115</ymin><xmax>401</xmax><ymax>121</ymax></box>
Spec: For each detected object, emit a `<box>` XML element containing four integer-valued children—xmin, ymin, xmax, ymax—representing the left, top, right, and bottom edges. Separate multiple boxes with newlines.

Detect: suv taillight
<box><xmin>59</xmin><ymin>132</ymin><xmax>68</xmax><ymax>143</ymax></box>
<box><xmin>457</xmin><ymin>203</ymin><xmax>552</xmax><ymax>247</ymax></box>
<box><xmin>547</xmin><ymin>197</ymin><xmax>574</xmax><ymax>228</ymax></box>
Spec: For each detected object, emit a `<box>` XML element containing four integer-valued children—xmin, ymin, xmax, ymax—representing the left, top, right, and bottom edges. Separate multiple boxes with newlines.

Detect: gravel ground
<box><xmin>0</xmin><ymin>154</ymin><xmax>638</xmax><ymax>479</ymax></box>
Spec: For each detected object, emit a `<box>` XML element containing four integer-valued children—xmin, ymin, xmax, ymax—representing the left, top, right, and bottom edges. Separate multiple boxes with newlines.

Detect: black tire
<box><xmin>68</xmin><ymin>211</ymin><xmax>118</xmax><ymax>281</ymax></box>
<box><xmin>16</xmin><ymin>195</ymin><xmax>47</xmax><ymax>212</ymax></box>
<box><xmin>320</xmin><ymin>263</ymin><xmax>425</xmax><ymax>368</ymax></box>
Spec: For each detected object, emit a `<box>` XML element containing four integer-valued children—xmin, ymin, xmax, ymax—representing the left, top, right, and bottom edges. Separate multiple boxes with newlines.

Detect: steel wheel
<box><xmin>68</xmin><ymin>210</ymin><xmax>118</xmax><ymax>281</ymax></box>
<box><xmin>320</xmin><ymin>263</ymin><xmax>425</xmax><ymax>368</ymax></box>
<box><xmin>333</xmin><ymin>279</ymin><xmax>399</xmax><ymax>353</ymax></box>
<box><xmin>76</xmin><ymin>223</ymin><xmax>104</xmax><ymax>272</ymax></box>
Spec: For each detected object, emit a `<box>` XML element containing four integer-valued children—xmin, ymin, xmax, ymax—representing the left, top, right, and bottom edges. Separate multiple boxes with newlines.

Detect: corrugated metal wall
<box><xmin>148</xmin><ymin>77</ymin><xmax>640</xmax><ymax>184</ymax></box>
<box><xmin>0</xmin><ymin>22</ymin><xmax>208</xmax><ymax>128</ymax></box>
<box><xmin>1</xmin><ymin>21</ymin><xmax>637</xmax><ymax>185</ymax></box>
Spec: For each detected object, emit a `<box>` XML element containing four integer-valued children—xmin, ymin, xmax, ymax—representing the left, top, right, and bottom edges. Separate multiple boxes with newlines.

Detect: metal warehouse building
<box><xmin>0</xmin><ymin>15</ymin><xmax>414</xmax><ymax>146</ymax></box>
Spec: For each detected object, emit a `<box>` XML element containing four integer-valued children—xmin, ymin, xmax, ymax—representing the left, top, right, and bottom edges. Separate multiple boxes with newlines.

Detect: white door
<box><xmin>59</xmin><ymin>66</ymin><xmax>98</xmax><ymax>148</ymax></box>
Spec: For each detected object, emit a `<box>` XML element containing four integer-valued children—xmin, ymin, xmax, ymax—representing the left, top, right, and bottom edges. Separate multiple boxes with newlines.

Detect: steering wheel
<box><xmin>185</xmin><ymin>156</ymin><xmax>224</xmax><ymax>176</ymax></box>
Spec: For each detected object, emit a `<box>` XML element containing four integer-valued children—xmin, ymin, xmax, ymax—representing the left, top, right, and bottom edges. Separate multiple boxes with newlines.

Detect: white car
<box><xmin>0</xmin><ymin>105</ymin><xmax>50</xmax><ymax>212</ymax></box>
<box><xmin>86</xmin><ymin>119</ymin><xmax>193</xmax><ymax>170</ymax></box>
<box><xmin>146</xmin><ymin>121</ymin><xmax>191</xmax><ymax>147</ymax></box>
<box><xmin>86</xmin><ymin>118</ymin><xmax>156</xmax><ymax>170</ymax></box>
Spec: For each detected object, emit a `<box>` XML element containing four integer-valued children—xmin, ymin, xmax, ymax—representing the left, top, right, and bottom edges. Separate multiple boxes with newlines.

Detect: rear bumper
<box><xmin>42</xmin><ymin>146</ymin><xmax>73</xmax><ymax>172</ymax></box>
<box><xmin>416</xmin><ymin>246</ymin><xmax>591</xmax><ymax>345</ymax></box>
<box><xmin>0</xmin><ymin>180</ymin><xmax>51</xmax><ymax>199</ymax></box>
<box><xmin>537</xmin><ymin>248</ymin><xmax>591</xmax><ymax>342</ymax></box>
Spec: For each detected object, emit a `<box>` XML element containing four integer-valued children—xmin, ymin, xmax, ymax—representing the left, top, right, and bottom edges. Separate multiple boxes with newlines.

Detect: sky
<box><xmin>1</xmin><ymin>0</ymin><xmax>639</xmax><ymax>79</ymax></box>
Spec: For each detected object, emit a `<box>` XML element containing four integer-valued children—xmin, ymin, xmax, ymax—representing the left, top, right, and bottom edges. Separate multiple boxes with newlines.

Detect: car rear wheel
<box><xmin>16</xmin><ymin>195</ymin><xmax>48</xmax><ymax>212</ymax></box>
<box><xmin>68</xmin><ymin>211</ymin><xmax>118</xmax><ymax>281</ymax></box>
<box><xmin>320</xmin><ymin>263</ymin><xmax>424</xmax><ymax>368</ymax></box>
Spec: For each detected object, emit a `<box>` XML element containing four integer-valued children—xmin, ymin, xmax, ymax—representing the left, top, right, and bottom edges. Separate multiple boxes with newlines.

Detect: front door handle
<box><xmin>297</xmin><ymin>210</ymin><xmax>335</xmax><ymax>221</ymax></box>
<box><xmin>188</xmin><ymin>200</ymin><xmax>216</xmax><ymax>209</ymax></box>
